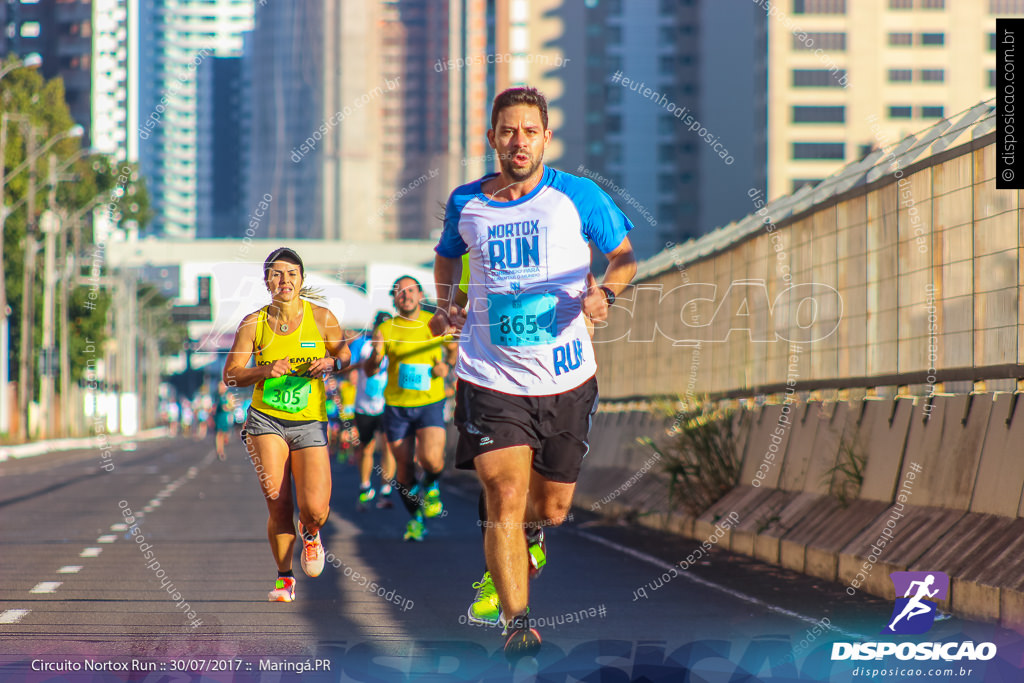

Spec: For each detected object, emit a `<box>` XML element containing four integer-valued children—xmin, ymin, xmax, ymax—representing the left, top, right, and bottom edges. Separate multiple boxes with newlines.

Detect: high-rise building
<box><xmin>138</xmin><ymin>0</ymin><xmax>255</xmax><ymax>238</ymax></box>
<box><xmin>476</xmin><ymin>0</ymin><xmax>766</xmax><ymax>259</ymax></box>
<box><xmin>91</xmin><ymin>0</ymin><xmax>138</xmax><ymax>163</ymax></box>
<box><xmin>196</xmin><ymin>57</ymin><xmax>244</xmax><ymax>238</ymax></box>
<box><xmin>4</xmin><ymin>0</ymin><xmax>94</xmax><ymax>143</ymax></box>
<box><xmin>245</xmin><ymin>0</ymin><xmax>452</xmax><ymax>242</ymax></box>
<box><xmin>767</xmin><ymin>0</ymin><xmax>1016</xmax><ymax>199</ymax></box>
<box><xmin>380</xmin><ymin>0</ymin><xmax>451</xmax><ymax>239</ymax></box>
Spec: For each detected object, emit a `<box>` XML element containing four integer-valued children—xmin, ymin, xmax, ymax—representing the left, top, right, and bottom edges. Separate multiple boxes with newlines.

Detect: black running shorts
<box><xmin>454</xmin><ymin>376</ymin><xmax>599</xmax><ymax>484</ymax></box>
<box><xmin>354</xmin><ymin>412</ymin><xmax>384</xmax><ymax>445</ymax></box>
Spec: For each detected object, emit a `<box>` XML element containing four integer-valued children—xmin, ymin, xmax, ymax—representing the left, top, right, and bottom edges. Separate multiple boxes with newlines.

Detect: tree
<box><xmin>0</xmin><ymin>57</ymin><xmax>153</xmax><ymax>424</ymax></box>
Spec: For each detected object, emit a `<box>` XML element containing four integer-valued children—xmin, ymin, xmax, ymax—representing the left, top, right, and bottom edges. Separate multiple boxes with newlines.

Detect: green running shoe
<box><xmin>357</xmin><ymin>486</ymin><xmax>375</xmax><ymax>511</ymax></box>
<box><xmin>467</xmin><ymin>570</ymin><xmax>501</xmax><ymax>626</ymax></box>
<box><xmin>527</xmin><ymin>529</ymin><xmax>546</xmax><ymax>579</ymax></box>
<box><xmin>423</xmin><ymin>483</ymin><xmax>444</xmax><ymax>518</ymax></box>
<box><xmin>403</xmin><ymin>518</ymin><xmax>426</xmax><ymax>542</ymax></box>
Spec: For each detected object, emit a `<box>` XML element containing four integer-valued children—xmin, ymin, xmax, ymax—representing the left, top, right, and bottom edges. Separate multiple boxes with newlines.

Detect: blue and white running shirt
<box><xmin>435</xmin><ymin>166</ymin><xmax>633</xmax><ymax>396</ymax></box>
<box><xmin>350</xmin><ymin>334</ymin><xmax>388</xmax><ymax>416</ymax></box>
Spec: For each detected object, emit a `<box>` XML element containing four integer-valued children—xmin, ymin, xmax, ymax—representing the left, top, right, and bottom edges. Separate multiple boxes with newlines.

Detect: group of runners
<box><xmin>223</xmin><ymin>86</ymin><xmax>637</xmax><ymax>659</ymax></box>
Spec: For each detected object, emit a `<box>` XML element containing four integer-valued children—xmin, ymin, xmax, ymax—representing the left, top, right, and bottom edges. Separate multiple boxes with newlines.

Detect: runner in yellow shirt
<box><xmin>223</xmin><ymin>247</ymin><xmax>350</xmax><ymax>602</ymax></box>
<box><xmin>365</xmin><ymin>275</ymin><xmax>455</xmax><ymax>541</ymax></box>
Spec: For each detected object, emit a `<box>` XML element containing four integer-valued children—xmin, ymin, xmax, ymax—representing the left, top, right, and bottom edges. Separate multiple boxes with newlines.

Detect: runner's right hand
<box><xmin>266</xmin><ymin>357</ymin><xmax>292</xmax><ymax>378</ymax></box>
<box><xmin>429</xmin><ymin>306</ymin><xmax>467</xmax><ymax>336</ymax></box>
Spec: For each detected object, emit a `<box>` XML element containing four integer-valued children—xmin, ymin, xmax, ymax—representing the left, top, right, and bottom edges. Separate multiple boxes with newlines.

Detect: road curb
<box><xmin>0</xmin><ymin>428</ymin><xmax>170</xmax><ymax>462</ymax></box>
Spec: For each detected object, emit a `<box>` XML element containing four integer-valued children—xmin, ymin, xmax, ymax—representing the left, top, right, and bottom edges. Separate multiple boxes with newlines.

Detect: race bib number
<box><xmin>398</xmin><ymin>363</ymin><xmax>432</xmax><ymax>391</ymax></box>
<box><xmin>488</xmin><ymin>292</ymin><xmax>558</xmax><ymax>347</ymax></box>
<box><xmin>262</xmin><ymin>375</ymin><xmax>312</xmax><ymax>413</ymax></box>
<box><xmin>365</xmin><ymin>371</ymin><xmax>387</xmax><ymax>398</ymax></box>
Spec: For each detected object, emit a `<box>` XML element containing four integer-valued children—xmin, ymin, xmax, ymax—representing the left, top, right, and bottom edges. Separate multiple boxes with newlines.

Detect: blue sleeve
<box><xmin>435</xmin><ymin>190</ymin><xmax>471</xmax><ymax>258</ymax></box>
<box><xmin>348</xmin><ymin>336</ymin><xmax>365</xmax><ymax>360</ymax></box>
<box><xmin>559</xmin><ymin>173</ymin><xmax>634</xmax><ymax>254</ymax></box>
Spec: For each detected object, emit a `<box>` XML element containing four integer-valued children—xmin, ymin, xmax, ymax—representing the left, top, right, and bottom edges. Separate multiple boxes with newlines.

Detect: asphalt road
<box><xmin>1</xmin><ymin>433</ymin><xmax>1022</xmax><ymax>682</ymax></box>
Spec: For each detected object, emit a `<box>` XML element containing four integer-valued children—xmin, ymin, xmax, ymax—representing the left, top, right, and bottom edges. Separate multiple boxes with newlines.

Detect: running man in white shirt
<box><xmin>431</xmin><ymin>86</ymin><xmax>637</xmax><ymax>659</ymax></box>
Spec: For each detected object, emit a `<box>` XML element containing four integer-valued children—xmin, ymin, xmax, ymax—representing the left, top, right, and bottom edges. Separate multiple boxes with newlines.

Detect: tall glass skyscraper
<box><xmin>137</xmin><ymin>0</ymin><xmax>254</xmax><ymax>238</ymax></box>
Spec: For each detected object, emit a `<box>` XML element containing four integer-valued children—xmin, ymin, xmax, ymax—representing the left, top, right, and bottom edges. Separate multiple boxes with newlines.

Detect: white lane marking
<box><xmin>573</xmin><ymin>529</ymin><xmax>869</xmax><ymax>641</ymax></box>
<box><xmin>80</xmin><ymin>547</ymin><xmax>102</xmax><ymax>557</ymax></box>
<box><xmin>110</xmin><ymin>523</ymin><xmax>128</xmax><ymax>531</ymax></box>
<box><xmin>29</xmin><ymin>582</ymin><xmax>61</xmax><ymax>594</ymax></box>
<box><xmin>148</xmin><ymin>499</ymin><xmax>161</xmax><ymax>507</ymax></box>
<box><xmin>0</xmin><ymin>609</ymin><xmax>29</xmax><ymax>623</ymax></box>
<box><xmin>57</xmin><ymin>566</ymin><xmax>82</xmax><ymax>574</ymax></box>
<box><xmin>97</xmin><ymin>535</ymin><xmax>117</xmax><ymax>543</ymax></box>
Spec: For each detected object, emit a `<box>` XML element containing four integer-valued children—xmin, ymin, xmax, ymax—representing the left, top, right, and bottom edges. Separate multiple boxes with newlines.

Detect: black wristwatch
<box><xmin>600</xmin><ymin>286</ymin><xmax>616</xmax><ymax>306</ymax></box>
<box><xmin>334</xmin><ymin>357</ymin><xmax>345</xmax><ymax>372</ymax></box>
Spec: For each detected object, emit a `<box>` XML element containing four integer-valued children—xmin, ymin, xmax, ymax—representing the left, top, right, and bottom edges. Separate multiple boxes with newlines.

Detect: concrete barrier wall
<box><xmin>594</xmin><ymin>137</ymin><xmax>1014</xmax><ymax>401</ymax></box>
<box><xmin>580</xmin><ymin>391</ymin><xmax>1024</xmax><ymax>631</ymax></box>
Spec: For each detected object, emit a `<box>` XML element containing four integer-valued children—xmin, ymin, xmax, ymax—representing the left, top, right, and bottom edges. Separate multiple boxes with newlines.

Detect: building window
<box><xmin>919</xmin><ymin>32</ymin><xmax>945</xmax><ymax>45</ymax></box>
<box><xmin>889</xmin><ymin>0</ymin><xmax>913</xmax><ymax>8</ymax></box>
<box><xmin>792</xmin><ymin>105</ymin><xmax>846</xmax><ymax>123</ymax></box>
<box><xmin>920</xmin><ymin>105</ymin><xmax>944</xmax><ymax>118</ymax></box>
<box><xmin>989</xmin><ymin>69</ymin><xmax>997</xmax><ymax>87</ymax></box>
<box><xmin>793</xmin><ymin>69</ymin><xmax>847</xmax><ymax>87</ymax></box>
<box><xmin>990</xmin><ymin>0</ymin><xmax>1024</xmax><ymax>12</ymax></box>
<box><xmin>889</xmin><ymin>106</ymin><xmax>913</xmax><ymax>118</ymax></box>
<box><xmin>990</xmin><ymin>33</ymin><xmax>998</xmax><ymax>51</ymax></box>
<box><xmin>657</xmin><ymin>174</ymin><xmax>675</xmax><ymax>192</ymax></box>
<box><xmin>793</xmin><ymin>0</ymin><xmax>847</xmax><ymax>13</ymax></box>
<box><xmin>793</xmin><ymin>32</ymin><xmax>847</xmax><ymax>50</ymax></box>
<box><xmin>889</xmin><ymin>32</ymin><xmax>913</xmax><ymax>46</ymax></box>
<box><xmin>792</xmin><ymin>142</ymin><xmax>845</xmax><ymax>160</ymax></box>
<box><xmin>921</xmin><ymin>0</ymin><xmax>945</xmax><ymax>7</ymax></box>
<box><xmin>19</xmin><ymin>21</ymin><xmax>41</xmax><ymax>38</ymax></box>
<box><xmin>920</xmin><ymin>69</ymin><xmax>945</xmax><ymax>82</ymax></box>
<box><xmin>888</xmin><ymin>69</ymin><xmax>913</xmax><ymax>82</ymax></box>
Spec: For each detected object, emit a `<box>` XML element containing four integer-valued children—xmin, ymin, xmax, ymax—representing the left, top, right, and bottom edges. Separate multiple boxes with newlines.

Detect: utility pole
<box><xmin>59</xmin><ymin>210</ymin><xmax>75</xmax><ymax>436</ymax></box>
<box><xmin>0</xmin><ymin>116</ymin><xmax>10</xmax><ymax>436</ymax></box>
<box><xmin>38</xmin><ymin>154</ymin><xmax>58</xmax><ymax>438</ymax></box>
<box><xmin>18</xmin><ymin>126</ymin><xmax>37</xmax><ymax>439</ymax></box>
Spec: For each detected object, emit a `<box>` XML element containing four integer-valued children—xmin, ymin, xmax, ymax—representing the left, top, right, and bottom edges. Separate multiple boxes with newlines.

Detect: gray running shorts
<box><xmin>241</xmin><ymin>407</ymin><xmax>328</xmax><ymax>451</ymax></box>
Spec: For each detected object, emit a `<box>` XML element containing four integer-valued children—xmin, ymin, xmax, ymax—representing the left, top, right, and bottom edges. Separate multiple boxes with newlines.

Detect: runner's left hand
<box><xmin>581</xmin><ymin>273</ymin><xmax>609</xmax><ymax>323</ymax></box>
<box><xmin>306</xmin><ymin>356</ymin><xmax>336</xmax><ymax>377</ymax></box>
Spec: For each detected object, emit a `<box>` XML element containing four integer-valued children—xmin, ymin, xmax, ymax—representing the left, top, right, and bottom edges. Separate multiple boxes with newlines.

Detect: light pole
<box><xmin>14</xmin><ymin>123</ymin><xmax>83</xmax><ymax>439</ymax></box>
<box><xmin>0</xmin><ymin>53</ymin><xmax>42</xmax><ymax>81</ymax></box>
<box><xmin>59</xmin><ymin>192</ymin><xmax>105</xmax><ymax>437</ymax></box>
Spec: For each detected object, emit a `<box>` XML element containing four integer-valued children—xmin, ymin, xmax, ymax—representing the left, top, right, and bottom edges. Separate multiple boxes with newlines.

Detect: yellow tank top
<box><xmin>379</xmin><ymin>310</ymin><xmax>447</xmax><ymax>407</ymax></box>
<box><xmin>340</xmin><ymin>381</ymin><xmax>356</xmax><ymax>418</ymax></box>
<box><xmin>251</xmin><ymin>300</ymin><xmax>328</xmax><ymax>422</ymax></box>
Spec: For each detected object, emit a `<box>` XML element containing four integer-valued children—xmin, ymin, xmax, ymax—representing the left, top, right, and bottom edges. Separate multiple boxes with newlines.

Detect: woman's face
<box><xmin>265</xmin><ymin>259</ymin><xmax>303</xmax><ymax>302</ymax></box>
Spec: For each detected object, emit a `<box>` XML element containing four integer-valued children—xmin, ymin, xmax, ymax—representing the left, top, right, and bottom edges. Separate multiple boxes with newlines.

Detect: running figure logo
<box><xmin>883</xmin><ymin>571</ymin><xmax>948</xmax><ymax>635</ymax></box>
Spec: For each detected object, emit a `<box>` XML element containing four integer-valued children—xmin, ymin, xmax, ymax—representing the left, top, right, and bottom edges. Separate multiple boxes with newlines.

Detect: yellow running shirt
<box><xmin>251</xmin><ymin>300</ymin><xmax>328</xmax><ymax>422</ymax></box>
<box><xmin>379</xmin><ymin>311</ymin><xmax>447</xmax><ymax>408</ymax></box>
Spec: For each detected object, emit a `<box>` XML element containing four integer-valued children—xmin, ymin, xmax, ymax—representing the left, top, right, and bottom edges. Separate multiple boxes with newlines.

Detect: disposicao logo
<box><xmin>884</xmin><ymin>571</ymin><xmax>948</xmax><ymax>635</ymax></box>
<box><xmin>831</xmin><ymin>571</ymin><xmax>997</xmax><ymax>662</ymax></box>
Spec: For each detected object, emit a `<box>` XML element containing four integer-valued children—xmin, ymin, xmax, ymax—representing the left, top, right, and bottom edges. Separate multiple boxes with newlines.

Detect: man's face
<box><xmin>488</xmin><ymin>104</ymin><xmax>551</xmax><ymax>182</ymax></box>
<box><xmin>393</xmin><ymin>278</ymin><xmax>422</xmax><ymax>315</ymax></box>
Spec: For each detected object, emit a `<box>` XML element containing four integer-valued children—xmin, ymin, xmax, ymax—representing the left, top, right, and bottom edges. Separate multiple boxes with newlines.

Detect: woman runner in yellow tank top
<box><xmin>223</xmin><ymin>247</ymin><xmax>350</xmax><ymax>603</ymax></box>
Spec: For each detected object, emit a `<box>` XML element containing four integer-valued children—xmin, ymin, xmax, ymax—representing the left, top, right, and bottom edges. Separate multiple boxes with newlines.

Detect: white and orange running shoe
<box><xmin>268</xmin><ymin>576</ymin><xmax>296</xmax><ymax>602</ymax></box>
<box><xmin>298</xmin><ymin>522</ymin><xmax>326</xmax><ymax>577</ymax></box>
